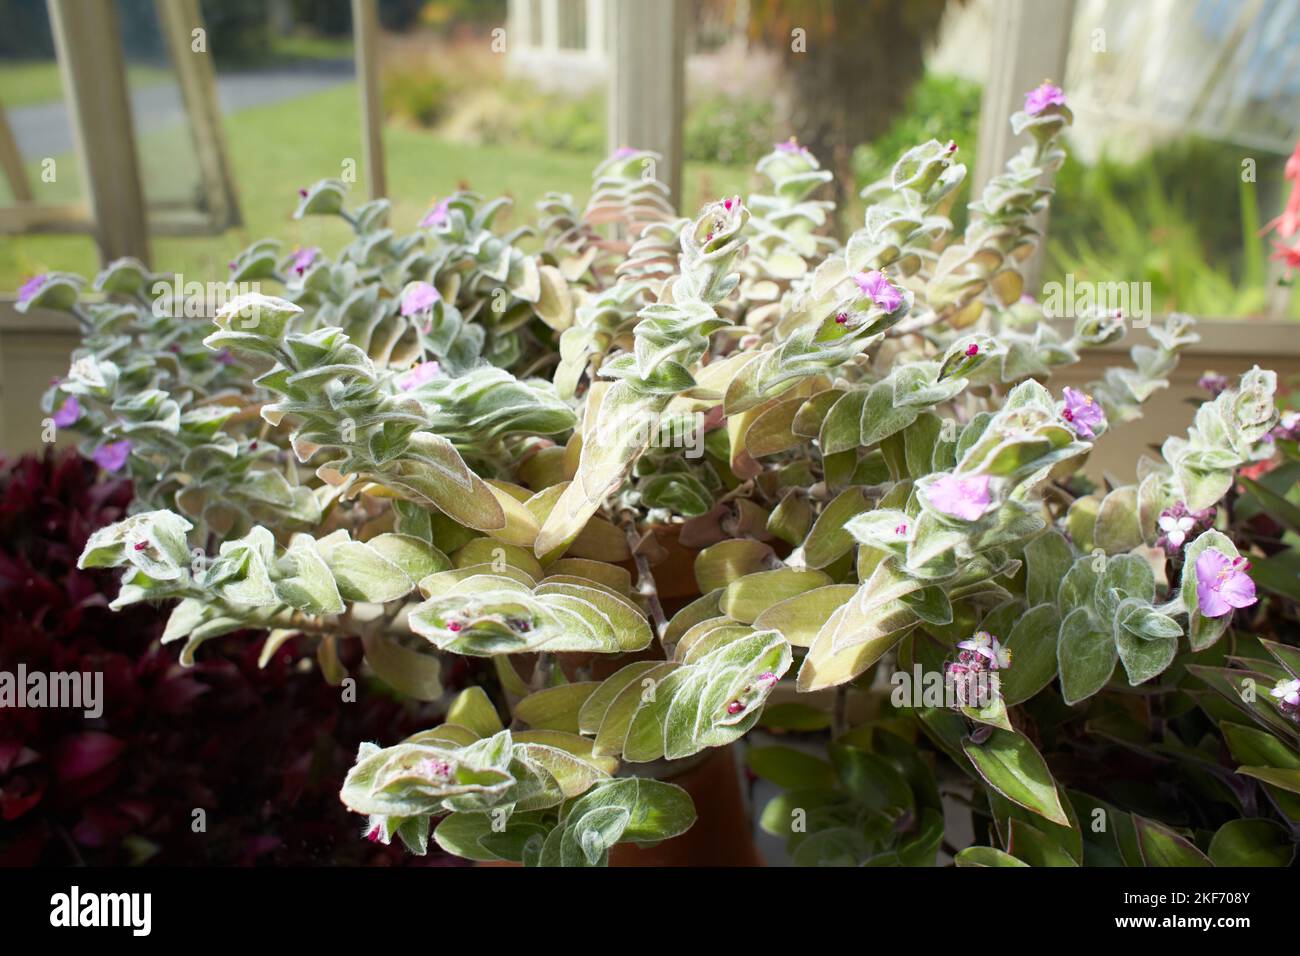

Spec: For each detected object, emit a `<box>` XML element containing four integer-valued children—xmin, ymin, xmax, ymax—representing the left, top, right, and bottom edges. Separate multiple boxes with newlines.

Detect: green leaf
<box><xmin>1024</xmin><ymin>530</ymin><xmax>1073</xmax><ymax>608</ymax></box>
<box><xmin>514</xmin><ymin>683</ymin><xmax>600</xmax><ymax>734</ymax></box>
<box><xmin>1133</xmin><ymin>814</ymin><xmax>1212</xmax><ymax>867</ymax></box>
<box><xmin>747</xmin><ymin>745</ymin><xmax>837</xmax><ymax>789</ymax></box>
<box><xmin>1208</xmin><ymin>818</ymin><xmax>1295</xmax><ymax>867</ymax></box>
<box><xmin>1057</xmin><ymin>606</ymin><xmax>1117</xmax><ymax>704</ymax></box>
<box><xmin>999</xmin><ymin>603</ymin><xmax>1060</xmax><ymax>705</ymax></box>
<box><xmin>1241</xmin><ymin>477</ymin><xmax>1300</xmax><ymax>535</ymax></box>
<box><xmin>361</xmin><ymin>634</ymin><xmax>443</xmax><ymax>701</ymax></box>
<box><xmin>954</xmin><ymin>846</ymin><xmax>1028</xmax><ymax>867</ymax></box>
<box><xmin>1237</xmin><ymin>765</ymin><xmax>1300</xmax><ymax>795</ymax></box>
<box><xmin>446</xmin><ymin>687</ymin><xmax>505</xmax><ymax>739</ymax></box>
<box><xmin>962</xmin><ymin>728</ymin><xmax>1069</xmax><ymax>826</ymax></box>
<box><xmin>1007</xmin><ymin>818</ymin><xmax>1079</xmax><ymax>867</ymax></box>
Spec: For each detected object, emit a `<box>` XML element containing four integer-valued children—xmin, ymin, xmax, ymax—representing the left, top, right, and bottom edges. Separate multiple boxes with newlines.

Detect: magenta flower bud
<box><xmin>420</xmin><ymin>198</ymin><xmax>451</xmax><ymax>229</ymax></box>
<box><xmin>1061</xmin><ymin>387</ymin><xmax>1106</xmax><ymax>439</ymax></box>
<box><xmin>17</xmin><ymin>274</ymin><xmax>47</xmax><ymax>304</ymax></box>
<box><xmin>853</xmin><ymin>270</ymin><xmax>903</xmax><ymax>313</ymax></box>
<box><xmin>400</xmin><ymin>281</ymin><xmax>439</xmax><ymax>317</ymax></box>
<box><xmin>927</xmin><ymin>473</ymin><xmax>993</xmax><ymax>521</ymax></box>
<box><xmin>726</xmin><ymin>700</ymin><xmax>744</xmax><ymax>715</ymax></box>
<box><xmin>965</xmin><ymin>343</ymin><xmax>979</xmax><ymax>357</ymax></box>
<box><xmin>52</xmin><ymin>396</ymin><xmax>80</xmax><ymax>428</ymax></box>
<box><xmin>1024</xmin><ymin>82</ymin><xmax>1067</xmax><ymax>115</ymax></box>
<box><xmin>397</xmin><ymin>361</ymin><xmax>441</xmax><ymax>391</ymax></box>
<box><xmin>93</xmin><ymin>440</ymin><xmax>131</xmax><ymax>473</ymax></box>
<box><xmin>133</xmin><ymin>540</ymin><xmax>148</xmax><ymax>552</ymax></box>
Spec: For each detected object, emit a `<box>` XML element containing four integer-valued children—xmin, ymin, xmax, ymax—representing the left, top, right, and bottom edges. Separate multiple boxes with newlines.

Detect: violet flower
<box><xmin>928</xmin><ymin>474</ymin><xmax>993</xmax><ymax>521</ymax></box>
<box><xmin>1024</xmin><ymin>82</ymin><xmax>1067</xmax><ymax>115</ymax></box>
<box><xmin>52</xmin><ymin>396</ymin><xmax>80</xmax><ymax>428</ymax></box>
<box><xmin>93</xmin><ymin>440</ymin><xmax>132</xmax><ymax>472</ymax></box>
<box><xmin>400</xmin><ymin>282</ymin><xmax>439</xmax><ymax>317</ymax></box>
<box><xmin>775</xmin><ymin>137</ymin><xmax>811</xmax><ymax>160</ymax></box>
<box><xmin>1061</xmin><ymin>387</ymin><xmax>1105</xmax><ymax>439</ymax></box>
<box><xmin>17</xmin><ymin>274</ymin><xmax>47</xmax><ymax>304</ymax></box>
<box><xmin>291</xmin><ymin>247</ymin><xmax>319</xmax><ymax>276</ymax></box>
<box><xmin>853</xmin><ymin>270</ymin><xmax>903</xmax><ymax>313</ymax></box>
<box><xmin>1198</xmin><ymin>373</ymin><xmax>1230</xmax><ymax>397</ymax></box>
<box><xmin>420</xmin><ymin>198</ymin><xmax>451</xmax><ymax>229</ymax></box>
<box><xmin>1195</xmin><ymin>548</ymin><xmax>1257</xmax><ymax>618</ymax></box>
<box><xmin>1272</xmin><ymin>410</ymin><xmax>1300</xmax><ymax>443</ymax></box>
<box><xmin>397</xmin><ymin>361</ymin><xmax>441</xmax><ymax>391</ymax></box>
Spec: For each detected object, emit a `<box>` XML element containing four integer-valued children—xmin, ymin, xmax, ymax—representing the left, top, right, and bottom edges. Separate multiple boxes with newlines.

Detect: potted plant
<box><xmin>30</xmin><ymin>82</ymin><xmax>1296</xmax><ymax>867</ymax></box>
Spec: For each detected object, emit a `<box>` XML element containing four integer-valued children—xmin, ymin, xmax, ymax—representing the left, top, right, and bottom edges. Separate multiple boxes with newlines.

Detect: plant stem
<box><xmin>530</xmin><ymin>652</ymin><xmax>554</xmax><ymax>693</ymax></box>
<box><xmin>619</xmin><ymin>511</ymin><xmax>670</xmax><ymax>655</ymax></box>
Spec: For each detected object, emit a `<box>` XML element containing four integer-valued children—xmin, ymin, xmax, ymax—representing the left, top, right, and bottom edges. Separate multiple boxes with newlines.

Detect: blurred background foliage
<box><xmin>0</xmin><ymin>0</ymin><xmax>1292</xmax><ymax>317</ymax></box>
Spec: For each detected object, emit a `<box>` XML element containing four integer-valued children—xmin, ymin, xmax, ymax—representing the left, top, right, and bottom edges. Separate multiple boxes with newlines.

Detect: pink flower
<box><xmin>928</xmin><ymin>474</ymin><xmax>993</xmax><ymax>521</ymax></box>
<box><xmin>400</xmin><ymin>282</ymin><xmax>439</xmax><ymax>317</ymax></box>
<box><xmin>1270</xmin><ymin>240</ymin><xmax>1300</xmax><ymax>277</ymax></box>
<box><xmin>52</xmin><ymin>396</ymin><xmax>80</xmax><ymax>427</ymax></box>
<box><xmin>774</xmin><ymin>137</ymin><xmax>812</xmax><ymax>160</ymax></box>
<box><xmin>1272</xmin><ymin>410</ymin><xmax>1300</xmax><ymax>442</ymax></box>
<box><xmin>1061</xmin><ymin>387</ymin><xmax>1106</xmax><ymax>439</ymax></box>
<box><xmin>1195</xmin><ymin>548</ymin><xmax>1257</xmax><ymax>618</ymax></box>
<box><xmin>1198</xmin><ymin>373</ymin><xmax>1229</xmax><ymax>397</ymax></box>
<box><xmin>17</xmin><ymin>274</ymin><xmax>47</xmax><ymax>304</ymax></box>
<box><xmin>291</xmin><ymin>247</ymin><xmax>319</xmax><ymax>276</ymax></box>
<box><xmin>420</xmin><ymin>198</ymin><xmax>451</xmax><ymax>229</ymax></box>
<box><xmin>1262</xmin><ymin>140</ymin><xmax>1300</xmax><ymax>240</ymax></box>
<box><xmin>1024</xmin><ymin>82</ymin><xmax>1067</xmax><ymax>115</ymax></box>
<box><xmin>956</xmin><ymin>630</ymin><xmax>1012</xmax><ymax>670</ymax></box>
<box><xmin>92</xmin><ymin>440</ymin><xmax>132</xmax><ymax>472</ymax></box>
<box><xmin>397</xmin><ymin>361</ymin><xmax>441</xmax><ymax>391</ymax></box>
<box><xmin>853</xmin><ymin>270</ymin><xmax>903</xmax><ymax>313</ymax></box>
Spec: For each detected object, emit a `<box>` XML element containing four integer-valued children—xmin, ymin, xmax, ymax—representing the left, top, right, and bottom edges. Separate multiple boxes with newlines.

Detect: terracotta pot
<box><xmin>609</xmin><ymin>745</ymin><xmax>763</xmax><ymax>867</ymax></box>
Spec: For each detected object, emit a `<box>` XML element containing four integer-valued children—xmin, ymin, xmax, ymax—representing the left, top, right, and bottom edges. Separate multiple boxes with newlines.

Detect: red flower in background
<box><xmin>1262</xmin><ymin>139</ymin><xmax>1300</xmax><ymax>276</ymax></box>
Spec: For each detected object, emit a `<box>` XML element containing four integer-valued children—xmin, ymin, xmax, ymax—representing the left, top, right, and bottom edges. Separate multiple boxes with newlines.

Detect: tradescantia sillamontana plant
<box><xmin>33</xmin><ymin>81</ymin><xmax>1290</xmax><ymax>866</ymax></box>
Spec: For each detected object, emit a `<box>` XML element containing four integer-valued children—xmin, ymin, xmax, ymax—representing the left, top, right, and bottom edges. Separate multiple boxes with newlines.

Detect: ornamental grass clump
<box><xmin>31</xmin><ymin>82</ymin><xmax>1297</xmax><ymax>866</ymax></box>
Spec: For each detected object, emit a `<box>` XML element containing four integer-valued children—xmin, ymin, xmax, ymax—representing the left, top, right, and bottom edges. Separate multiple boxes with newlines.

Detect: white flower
<box><xmin>1270</xmin><ymin>678</ymin><xmax>1300</xmax><ymax>706</ymax></box>
<box><xmin>957</xmin><ymin>631</ymin><xmax>1012</xmax><ymax>670</ymax></box>
<box><xmin>1158</xmin><ymin>512</ymin><xmax>1196</xmax><ymax>547</ymax></box>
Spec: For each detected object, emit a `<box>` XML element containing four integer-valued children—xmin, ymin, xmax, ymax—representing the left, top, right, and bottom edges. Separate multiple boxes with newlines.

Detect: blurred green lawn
<box><xmin>1</xmin><ymin>83</ymin><xmax>752</xmax><ymax>289</ymax></box>
<box><xmin>0</xmin><ymin>59</ymin><xmax>171</xmax><ymax>108</ymax></box>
